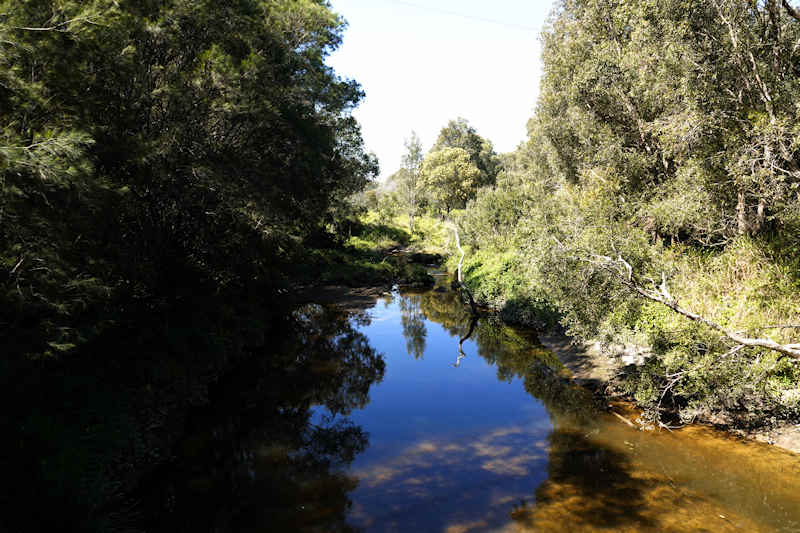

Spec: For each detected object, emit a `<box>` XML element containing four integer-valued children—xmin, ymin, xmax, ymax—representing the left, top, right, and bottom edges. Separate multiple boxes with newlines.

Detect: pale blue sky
<box><xmin>327</xmin><ymin>0</ymin><xmax>556</xmax><ymax>180</ymax></box>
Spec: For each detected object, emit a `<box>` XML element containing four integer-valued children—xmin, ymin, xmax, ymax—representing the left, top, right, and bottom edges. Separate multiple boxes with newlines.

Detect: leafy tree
<box><xmin>419</xmin><ymin>147</ymin><xmax>481</xmax><ymax>215</ymax></box>
<box><xmin>431</xmin><ymin>118</ymin><xmax>500</xmax><ymax>188</ymax></box>
<box><xmin>1</xmin><ymin>0</ymin><xmax>377</xmax><ymax>358</ymax></box>
<box><xmin>399</xmin><ymin>131</ymin><xmax>424</xmax><ymax>232</ymax></box>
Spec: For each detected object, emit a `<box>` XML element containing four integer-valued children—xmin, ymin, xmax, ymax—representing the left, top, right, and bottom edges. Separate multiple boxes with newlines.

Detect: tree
<box><xmin>1</xmin><ymin>0</ymin><xmax>377</xmax><ymax>358</ymax></box>
<box><xmin>399</xmin><ymin>131</ymin><xmax>424</xmax><ymax>232</ymax></box>
<box><xmin>419</xmin><ymin>147</ymin><xmax>481</xmax><ymax>215</ymax></box>
<box><xmin>431</xmin><ymin>118</ymin><xmax>500</xmax><ymax>188</ymax></box>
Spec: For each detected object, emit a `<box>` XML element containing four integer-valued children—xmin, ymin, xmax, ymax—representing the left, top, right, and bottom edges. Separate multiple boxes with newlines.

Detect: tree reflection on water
<box><xmin>1</xmin><ymin>299</ymin><xmax>385</xmax><ymax>532</ymax></box>
<box><xmin>399</xmin><ymin>293</ymin><xmax>427</xmax><ymax>360</ymax></box>
<box><xmin>133</xmin><ymin>304</ymin><xmax>386</xmax><ymax>532</ymax></box>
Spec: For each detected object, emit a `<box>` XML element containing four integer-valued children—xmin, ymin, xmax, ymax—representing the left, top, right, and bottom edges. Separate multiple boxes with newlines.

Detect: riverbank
<box><xmin>538</xmin><ymin>329</ymin><xmax>800</xmax><ymax>455</ymax></box>
<box><xmin>296</xmin><ymin>277</ymin><xmax>800</xmax><ymax>456</ymax></box>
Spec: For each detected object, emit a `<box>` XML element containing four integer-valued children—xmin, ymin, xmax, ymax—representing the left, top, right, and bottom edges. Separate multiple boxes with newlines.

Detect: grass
<box><xmin>291</xmin><ymin>213</ymin><xmax>442</xmax><ymax>287</ymax></box>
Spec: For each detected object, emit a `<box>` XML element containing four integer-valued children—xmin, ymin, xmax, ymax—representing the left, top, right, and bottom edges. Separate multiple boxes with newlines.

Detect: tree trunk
<box><xmin>737</xmin><ymin>186</ymin><xmax>748</xmax><ymax>235</ymax></box>
<box><xmin>754</xmin><ymin>197</ymin><xmax>766</xmax><ymax>234</ymax></box>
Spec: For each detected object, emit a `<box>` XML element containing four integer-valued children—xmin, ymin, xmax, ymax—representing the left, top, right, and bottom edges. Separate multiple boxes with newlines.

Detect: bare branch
<box><xmin>783</xmin><ymin>0</ymin><xmax>800</xmax><ymax>22</ymax></box>
<box><xmin>9</xmin><ymin>256</ymin><xmax>24</xmax><ymax>275</ymax></box>
<box><xmin>12</xmin><ymin>16</ymin><xmax>103</xmax><ymax>32</ymax></box>
<box><xmin>590</xmin><ymin>255</ymin><xmax>800</xmax><ymax>360</ymax></box>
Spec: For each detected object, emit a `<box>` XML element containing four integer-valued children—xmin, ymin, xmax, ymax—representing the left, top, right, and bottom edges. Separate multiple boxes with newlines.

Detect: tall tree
<box><xmin>400</xmin><ymin>131</ymin><xmax>424</xmax><ymax>232</ymax></box>
<box><xmin>420</xmin><ymin>147</ymin><xmax>481</xmax><ymax>215</ymax></box>
<box><xmin>431</xmin><ymin>118</ymin><xmax>500</xmax><ymax>188</ymax></box>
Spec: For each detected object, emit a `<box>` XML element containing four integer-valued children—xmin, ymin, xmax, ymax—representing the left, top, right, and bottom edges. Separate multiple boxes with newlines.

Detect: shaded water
<box><xmin>129</xmin><ymin>287</ymin><xmax>800</xmax><ymax>532</ymax></box>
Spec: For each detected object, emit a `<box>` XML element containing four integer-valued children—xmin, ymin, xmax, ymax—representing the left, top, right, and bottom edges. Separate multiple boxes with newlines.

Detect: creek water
<box><xmin>134</xmin><ymin>285</ymin><xmax>800</xmax><ymax>532</ymax></box>
<box><xmin>309</xmin><ymin>287</ymin><xmax>800</xmax><ymax>532</ymax></box>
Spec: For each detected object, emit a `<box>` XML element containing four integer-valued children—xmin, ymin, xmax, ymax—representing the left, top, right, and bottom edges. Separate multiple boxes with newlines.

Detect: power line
<box><xmin>379</xmin><ymin>0</ymin><xmax>541</xmax><ymax>32</ymax></box>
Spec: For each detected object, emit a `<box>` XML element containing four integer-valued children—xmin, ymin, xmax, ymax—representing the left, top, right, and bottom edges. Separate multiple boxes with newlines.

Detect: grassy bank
<box><xmin>456</xmin><ymin>234</ymin><xmax>800</xmax><ymax>429</ymax></box>
<box><xmin>291</xmin><ymin>213</ymin><xmax>441</xmax><ymax>288</ymax></box>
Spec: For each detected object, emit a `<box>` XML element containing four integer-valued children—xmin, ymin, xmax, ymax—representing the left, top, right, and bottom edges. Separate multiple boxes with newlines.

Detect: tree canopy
<box><xmin>1</xmin><ymin>0</ymin><xmax>377</xmax><ymax>358</ymax></box>
<box><xmin>431</xmin><ymin>117</ymin><xmax>500</xmax><ymax>189</ymax></box>
<box><xmin>420</xmin><ymin>147</ymin><xmax>482</xmax><ymax>215</ymax></box>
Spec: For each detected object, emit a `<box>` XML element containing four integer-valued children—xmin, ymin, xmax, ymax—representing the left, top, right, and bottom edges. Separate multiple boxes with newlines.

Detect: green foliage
<box><xmin>1</xmin><ymin>0</ymin><xmax>378</xmax><ymax>360</ymax></box>
<box><xmin>407</xmin><ymin>0</ymin><xmax>800</xmax><ymax>428</ymax></box>
<box><xmin>420</xmin><ymin>147</ymin><xmax>481</xmax><ymax>214</ymax></box>
<box><xmin>431</xmin><ymin>118</ymin><xmax>500</xmax><ymax>188</ymax></box>
<box><xmin>398</xmin><ymin>131</ymin><xmax>424</xmax><ymax>231</ymax></box>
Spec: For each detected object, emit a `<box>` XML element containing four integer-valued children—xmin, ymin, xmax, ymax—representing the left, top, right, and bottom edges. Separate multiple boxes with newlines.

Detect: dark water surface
<box><xmin>46</xmin><ymin>286</ymin><xmax>799</xmax><ymax>532</ymax></box>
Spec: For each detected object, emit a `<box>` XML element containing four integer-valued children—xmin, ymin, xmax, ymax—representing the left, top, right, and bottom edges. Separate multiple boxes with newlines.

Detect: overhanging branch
<box><xmin>783</xmin><ymin>0</ymin><xmax>800</xmax><ymax>22</ymax></box>
<box><xmin>590</xmin><ymin>254</ymin><xmax>800</xmax><ymax>360</ymax></box>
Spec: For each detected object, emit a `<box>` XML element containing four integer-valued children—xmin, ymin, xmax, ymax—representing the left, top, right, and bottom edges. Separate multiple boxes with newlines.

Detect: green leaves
<box><xmin>420</xmin><ymin>147</ymin><xmax>481</xmax><ymax>215</ymax></box>
<box><xmin>1</xmin><ymin>0</ymin><xmax>376</xmax><ymax>359</ymax></box>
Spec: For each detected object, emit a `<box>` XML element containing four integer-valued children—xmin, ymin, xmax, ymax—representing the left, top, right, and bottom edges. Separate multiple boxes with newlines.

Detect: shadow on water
<box><xmin>1</xmin><ymin>295</ymin><xmax>385</xmax><ymax>532</ymax></box>
<box><xmin>512</xmin><ymin>430</ymin><xmax>653</xmax><ymax>531</ymax></box>
<box><xmin>132</xmin><ymin>303</ymin><xmax>385</xmax><ymax>533</ymax></box>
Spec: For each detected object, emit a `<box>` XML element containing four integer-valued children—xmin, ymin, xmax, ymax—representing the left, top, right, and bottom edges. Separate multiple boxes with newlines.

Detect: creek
<box><xmin>137</xmin><ymin>285</ymin><xmax>800</xmax><ymax>532</ymax></box>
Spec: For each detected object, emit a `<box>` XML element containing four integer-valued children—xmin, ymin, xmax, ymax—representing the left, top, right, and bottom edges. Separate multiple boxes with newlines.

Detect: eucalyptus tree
<box><xmin>399</xmin><ymin>131</ymin><xmax>424</xmax><ymax>232</ymax></box>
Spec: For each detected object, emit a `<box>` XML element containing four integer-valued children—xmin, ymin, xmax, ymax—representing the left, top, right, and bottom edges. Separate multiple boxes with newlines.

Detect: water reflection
<box><xmin>453</xmin><ymin>316</ymin><xmax>476</xmax><ymax>368</ymax></box>
<box><xmin>348</xmin><ymin>289</ymin><xmax>800</xmax><ymax>532</ymax></box>
<box><xmin>399</xmin><ymin>293</ymin><xmax>426</xmax><ymax>360</ymax></box>
<box><xmin>124</xmin><ymin>304</ymin><xmax>386</xmax><ymax>532</ymax></box>
<box><xmin>13</xmin><ymin>284</ymin><xmax>799</xmax><ymax>531</ymax></box>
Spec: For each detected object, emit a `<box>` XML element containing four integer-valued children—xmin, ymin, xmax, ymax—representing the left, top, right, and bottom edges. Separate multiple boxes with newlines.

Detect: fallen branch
<box><xmin>591</xmin><ymin>253</ymin><xmax>800</xmax><ymax>360</ymax></box>
<box><xmin>611</xmin><ymin>410</ymin><xmax>637</xmax><ymax>428</ymax></box>
<box><xmin>448</xmin><ymin>221</ymin><xmax>478</xmax><ymax>316</ymax></box>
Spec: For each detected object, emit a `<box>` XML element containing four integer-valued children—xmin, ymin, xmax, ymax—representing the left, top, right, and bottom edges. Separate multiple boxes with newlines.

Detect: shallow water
<box><xmin>311</xmin><ymin>288</ymin><xmax>800</xmax><ymax>532</ymax></box>
<box><xmin>130</xmin><ymin>287</ymin><xmax>800</xmax><ymax>532</ymax></box>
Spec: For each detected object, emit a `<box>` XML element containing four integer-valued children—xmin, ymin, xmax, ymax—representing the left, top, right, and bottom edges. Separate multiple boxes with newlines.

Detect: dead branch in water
<box><xmin>611</xmin><ymin>410</ymin><xmax>637</xmax><ymax>428</ymax></box>
<box><xmin>448</xmin><ymin>221</ymin><xmax>478</xmax><ymax>316</ymax></box>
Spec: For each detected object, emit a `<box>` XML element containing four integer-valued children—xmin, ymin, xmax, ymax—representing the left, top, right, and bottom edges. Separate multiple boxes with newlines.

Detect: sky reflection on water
<box><xmin>313</xmin><ymin>289</ymin><xmax>800</xmax><ymax>533</ymax></box>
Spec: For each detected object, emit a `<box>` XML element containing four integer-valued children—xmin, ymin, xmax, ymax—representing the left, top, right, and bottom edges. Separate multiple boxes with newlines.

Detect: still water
<box><xmin>131</xmin><ymin>286</ymin><xmax>800</xmax><ymax>532</ymax></box>
<box><xmin>308</xmin><ymin>288</ymin><xmax>800</xmax><ymax>532</ymax></box>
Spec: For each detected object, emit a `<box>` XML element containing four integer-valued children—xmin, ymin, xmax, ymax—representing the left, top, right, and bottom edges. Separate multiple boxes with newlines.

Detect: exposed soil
<box><xmin>539</xmin><ymin>329</ymin><xmax>800</xmax><ymax>455</ymax></box>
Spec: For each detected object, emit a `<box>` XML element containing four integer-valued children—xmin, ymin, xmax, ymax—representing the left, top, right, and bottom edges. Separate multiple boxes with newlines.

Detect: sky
<box><xmin>327</xmin><ymin>0</ymin><xmax>556</xmax><ymax>181</ymax></box>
